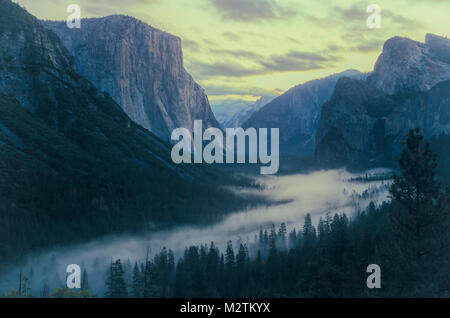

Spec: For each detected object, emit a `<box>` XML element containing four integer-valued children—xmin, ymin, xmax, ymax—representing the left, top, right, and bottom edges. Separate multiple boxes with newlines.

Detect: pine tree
<box><xmin>236</xmin><ymin>244</ymin><xmax>249</xmax><ymax>296</ymax></box>
<box><xmin>225</xmin><ymin>241</ymin><xmax>235</xmax><ymax>270</ymax></box>
<box><xmin>224</xmin><ymin>241</ymin><xmax>235</xmax><ymax>296</ymax></box>
<box><xmin>21</xmin><ymin>276</ymin><xmax>31</xmax><ymax>298</ymax></box>
<box><xmin>278</xmin><ymin>223</ymin><xmax>287</xmax><ymax>250</ymax></box>
<box><xmin>259</xmin><ymin>227</ymin><xmax>264</xmax><ymax>246</ymax></box>
<box><xmin>302</xmin><ymin>213</ymin><xmax>317</xmax><ymax>250</ymax></box>
<box><xmin>168</xmin><ymin>249</ymin><xmax>175</xmax><ymax>272</ymax></box>
<box><xmin>173</xmin><ymin>260</ymin><xmax>186</xmax><ymax>297</ymax></box>
<box><xmin>288</xmin><ymin>228</ymin><xmax>297</xmax><ymax>248</ymax></box>
<box><xmin>132</xmin><ymin>262</ymin><xmax>143</xmax><ymax>297</ymax></box>
<box><xmin>81</xmin><ymin>269</ymin><xmax>89</xmax><ymax>291</ymax></box>
<box><xmin>41</xmin><ymin>280</ymin><xmax>50</xmax><ymax>298</ymax></box>
<box><xmin>263</xmin><ymin>229</ymin><xmax>269</xmax><ymax>252</ymax></box>
<box><xmin>105</xmin><ymin>259</ymin><xmax>128</xmax><ymax>298</ymax></box>
<box><xmin>389</xmin><ymin>128</ymin><xmax>450</xmax><ymax>294</ymax></box>
<box><xmin>206</xmin><ymin>243</ymin><xmax>220</xmax><ymax>295</ymax></box>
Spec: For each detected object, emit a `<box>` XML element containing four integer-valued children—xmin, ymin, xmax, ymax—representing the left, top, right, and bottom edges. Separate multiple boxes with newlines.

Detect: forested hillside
<box><xmin>0</xmin><ymin>0</ymin><xmax>254</xmax><ymax>267</ymax></box>
<box><xmin>99</xmin><ymin>131</ymin><xmax>450</xmax><ymax>298</ymax></box>
<box><xmin>6</xmin><ymin>129</ymin><xmax>449</xmax><ymax>298</ymax></box>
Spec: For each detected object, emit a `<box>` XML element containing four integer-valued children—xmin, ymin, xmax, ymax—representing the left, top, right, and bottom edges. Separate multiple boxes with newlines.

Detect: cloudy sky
<box><xmin>15</xmin><ymin>0</ymin><xmax>450</xmax><ymax>102</ymax></box>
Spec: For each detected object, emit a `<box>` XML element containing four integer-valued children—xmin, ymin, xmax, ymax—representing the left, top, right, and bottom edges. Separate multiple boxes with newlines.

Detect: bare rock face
<box><xmin>0</xmin><ymin>0</ymin><xmax>193</xmax><ymax>177</ymax></box>
<box><xmin>315</xmin><ymin>35</ymin><xmax>450</xmax><ymax>168</ymax></box>
<box><xmin>315</xmin><ymin>78</ymin><xmax>404</xmax><ymax>166</ymax></box>
<box><xmin>43</xmin><ymin>16</ymin><xmax>219</xmax><ymax>140</ymax></box>
<box><xmin>368</xmin><ymin>35</ymin><xmax>450</xmax><ymax>95</ymax></box>
<box><xmin>243</xmin><ymin>70</ymin><xmax>366</xmax><ymax>155</ymax></box>
<box><xmin>223</xmin><ymin>96</ymin><xmax>276</xmax><ymax>128</ymax></box>
<box><xmin>0</xmin><ymin>9</ymin><xmax>76</xmax><ymax>115</ymax></box>
<box><xmin>0</xmin><ymin>0</ymin><xmax>227</xmax><ymax>261</ymax></box>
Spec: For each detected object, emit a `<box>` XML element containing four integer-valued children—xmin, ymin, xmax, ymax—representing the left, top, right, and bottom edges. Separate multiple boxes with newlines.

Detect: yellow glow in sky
<box><xmin>14</xmin><ymin>0</ymin><xmax>450</xmax><ymax>102</ymax></box>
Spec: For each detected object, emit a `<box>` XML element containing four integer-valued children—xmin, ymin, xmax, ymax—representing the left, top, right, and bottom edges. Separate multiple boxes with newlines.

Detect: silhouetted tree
<box><xmin>105</xmin><ymin>259</ymin><xmax>128</xmax><ymax>298</ymax></box>
<box><xmin>388</xmin><ymin>128</ymin><xmax>450</xmax><ymax>295</ymax></box>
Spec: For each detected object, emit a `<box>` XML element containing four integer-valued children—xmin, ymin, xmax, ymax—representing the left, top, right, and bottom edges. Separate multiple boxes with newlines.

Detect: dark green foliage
<box><xmin>116</xmin><ymin>201</ymin><xmax>447</xmax><ymax>298</ymax></box>
<box><xmin>98</xmin><ymin>129</ymin><xmax>449</xmax><ymax>298</ymax></box>
<box><xmin>386</xmin><ymin>128</ymin><xmax>450</xmax><ymax>295</ymax></box>
<box><xmin>0</xmin><ymin>0</ymin><xmax>39</xmax><ymax>37</ymax></box>
<box><xmin>0</xmin><ymin>0</ymin><xmax>264</xmax><ymax>269</ymax></box>
<box><xmin>132</xmin><ymin>262</ymin><xmax>143</xmax><ymax>297</ymax></box>
<box><xmin>105</xmin><ymin>260</ymin><xmax>128</xmax><ymax>298</ymax></box>
<box><xmin>430</xmin><ymin>133</ymin><xmax>450</xmax><ymax>187</ymax></box>
<box><xmin>81</xmin><ymin>269</ymin><xmax>89</xmax><ymax>291</ymax></box>
<box><xmin>0</xmin><ymin>94</ymin><xmax>253</xmax><ymax>268</ymax></box>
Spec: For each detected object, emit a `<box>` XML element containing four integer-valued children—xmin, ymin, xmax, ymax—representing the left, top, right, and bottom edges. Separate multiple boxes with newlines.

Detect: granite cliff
<box><xmin>0</xmin><ymin>0</ymin><xmax>229</xmax><ymax>260</ymax></box>
<box><xmin>243</xmin><ymin>70</ymin><xmax>366</xmax><ymax>155</ymax></box>
<box><xmin>315</xmin><ymin>35</ymin><xmax>450</xmax><ymax>167</ymax></box>
<box><xmin>43</xmin><ymin>16</ymin><xmax>219</xmax><ymax>140</ymax></box>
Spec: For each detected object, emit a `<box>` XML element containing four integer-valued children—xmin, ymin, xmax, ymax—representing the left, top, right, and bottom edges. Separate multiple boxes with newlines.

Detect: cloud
<box><xmin>337</xmin><ymin>5</ymin><xmax>365</xmax><ymax>22</ymax></box>
<box><xmin>0</xmin><ymin>170</ymin><xmax>391</xmax><ymax>296</ymax></box>
<box><xmin>188</xmin><ymin>60</ymin><xmax>263</xmax><ymax>78</ymax></box>
<box><xmin>297</xmin><ymin>2</ymin><xmax>427</xmax><ymax>56</ymax></box>
<box><xmin>222</xmin><ymin>32</ymin><xmax>241</xmax><ymax>42</ymax></box>
<box><xmin>75</xmin><ymin>0</ymin><xmax>160</xmax><ymax>16</ymax></box>
<box><xmin>182</xmin><ymin>39</ymin><xmax>201</xmax><ymax>52</ymax></box>
<box><xmin>303</xmin><ymin>2</ymin><xmax>426</xmax><ymax>34</ymax></box>
<box><xmin>204</xmin><ymin>84</ymin><xmax>283</xmax><ymax>97</ymax></box>
<box><xmin>188</xmin><ymin>50</ymin><xmax>341</xmax><ymax>79</ymax></box>
<box><xmin>382</xmin><ymin>10</ymin><xmax>426</xmax><ymax>30</ymax></box>
<box><xmin>327</xmin><ymin>44</ymin><xmax>342</xmax><ymax>52</ymax></box>
<box><xmin>260</xmin><ymin>50</ymin><xmax>341</xmax><ymax>73</ymax></box>
<box><xmin>351</xmin><ymin>39</ymin><xmax>384</xmax><ymax>53</ymax></box>
<box><xmin>209</xmin><ymin>48</ymin><xmax>263</xmax><ymax>60</ymax></box>
<box><xmin>209</xmin><ymin>0</ymin><xmax>296</xmax><ymax>22</ymax></box>
<box><xmin>340</xmin><ymin>30</ymin><xmax>385</xmax><ymax>54</ymax></box>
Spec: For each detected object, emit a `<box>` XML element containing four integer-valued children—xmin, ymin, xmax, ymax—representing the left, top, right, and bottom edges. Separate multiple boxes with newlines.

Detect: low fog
<box><xmin>0</xmin><ymin>169</ymin><xmax>392</xmax><ymax>295</ymax></box>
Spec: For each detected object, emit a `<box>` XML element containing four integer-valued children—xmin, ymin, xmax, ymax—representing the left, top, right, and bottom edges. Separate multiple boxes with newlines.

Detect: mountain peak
<box><xmin>425</xmin><ymin>33</ymin><xmax>450</xmax><ymax>64</ymax></box>
<box><xmin>425</xmin><ymin>33</ymin><xmax>450</xmax><ymax>45</ymax></box>
<box><xmin>368</xmin><ymin>34</ymin><xmax>450</xmax><ymax>95</ymax></box>
<box><xmin>242</xmin><ymin>69</ymin><xmax>367</xmax><ymax>155</ymax></box>
<box><xmin>43</xmin><ymin>15</ymin><xmax>218</xmax><ymax>139</ymax></box>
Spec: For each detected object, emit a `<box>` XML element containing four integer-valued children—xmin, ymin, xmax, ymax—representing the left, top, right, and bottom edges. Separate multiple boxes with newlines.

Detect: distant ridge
<box><xmin>243</xmin><ymin>69</ymin><xmax>367</xmax><ymax>155</ymax></box>
<box><xmin>315</xmin><ymin>34</ymin><xmax>450</xmax><ymax>167</ymax></box>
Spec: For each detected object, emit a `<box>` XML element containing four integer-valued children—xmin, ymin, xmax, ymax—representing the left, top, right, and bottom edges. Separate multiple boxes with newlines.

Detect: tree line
<box><xmin>4</xmin><ymin>129</ymin><xmax>450</xmax><ymax>298</ymax></box>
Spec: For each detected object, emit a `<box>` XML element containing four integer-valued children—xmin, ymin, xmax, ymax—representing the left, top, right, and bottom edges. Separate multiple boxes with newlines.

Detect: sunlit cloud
<box><xmin>15</xmin><ymin>0</ymin><xmax>450</xmax><ymax>103</ymax></box>
<box><xmin>189</xmin><ymin>49</ymin><xmax>341</xmax><ymax>80</ymax></box>
<box><xmin>351</xmin><ymin>39</ymin><xmax>385</xmax><ymax>53</ymax></box>
<box><xmin>209</xmin><ymin>0</ymin><xmax>296</xmax><ymax>22</ymax></box>
<box><xmin>204</xmin><ymin>84</ymin><xmax>283</xmax><ymax>98</ymax></box>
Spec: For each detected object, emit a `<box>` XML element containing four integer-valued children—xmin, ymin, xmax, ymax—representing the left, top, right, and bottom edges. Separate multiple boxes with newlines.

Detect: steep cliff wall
<box><xmin>315</xmin><ymin>35</ymin><xmax>450</xmax><ymax>167</ymax></box>
<box><xmin>44</xmin><ymin>16</ymin><xmax>219</xmax><ymax>140</ymax></box>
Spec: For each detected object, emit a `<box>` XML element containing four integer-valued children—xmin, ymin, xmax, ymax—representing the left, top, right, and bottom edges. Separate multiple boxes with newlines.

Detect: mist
<box><xmin>0</xmin><ymin>169</ymin><xmax>392</xmax><ymax>295</ymax></box>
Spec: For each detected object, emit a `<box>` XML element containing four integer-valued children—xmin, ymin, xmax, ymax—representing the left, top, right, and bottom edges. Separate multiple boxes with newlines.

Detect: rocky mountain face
<box><xmin>243</xmin><ymin>70</ymin><xmax>366</xmax><ymax>155</ymax></box>
<box><xmin>0</xmin><ymin>4</ymin><xmax>179</xmax><ymax>173</ymax></box>
<box><xmin>368</xmin><ymin>35</ymin><xmax>450</xmax><ymax>95</ymax></box>
<box><xmin>0</xmin><ymin>0</ymin><xmax>228</xmax><ymax>260</ymax></box>
<box><xmin>315</xmin><ymin>34</ymin><xmax>450</xmax><ymax>167</ymax></box>
<box><xmin>211</xmin><ymin>99</ymin><xmax>253</xmax><ymax>127</ymax></box>
<box><xmin>43</xmin><ymin>16</ymin><xmax>219</xmax><ymax>140</ymax></box>
<box><xmin>223</xmin><ymin>96</ymin><xmax>276</xmax><ymax>128</ymax></box>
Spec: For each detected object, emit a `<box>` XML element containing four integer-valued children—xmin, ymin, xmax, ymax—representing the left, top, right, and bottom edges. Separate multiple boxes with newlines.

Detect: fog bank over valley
<box><xmin>0</xmin><ymin>169</ymin><xmax>392</xmax><ymax>295</ymax></box>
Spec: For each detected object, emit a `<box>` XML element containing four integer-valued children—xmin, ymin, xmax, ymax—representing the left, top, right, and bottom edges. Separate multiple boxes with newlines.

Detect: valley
<box><xmin>0</xmin><ymin>0</ymin><xmax>449</xmax><ymax>298</ymax></box>
<box><xmin>0</xmin><ymin>168</ymin><xmax>392</xmax><ymax>296</ymax></box>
